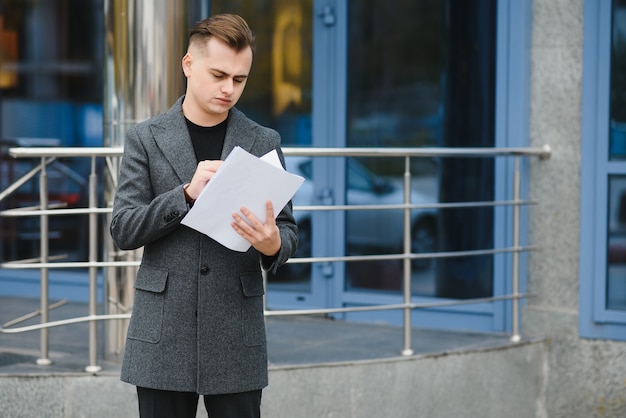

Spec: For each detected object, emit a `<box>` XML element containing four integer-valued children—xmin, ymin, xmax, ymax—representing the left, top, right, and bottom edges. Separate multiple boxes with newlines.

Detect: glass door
<box><xmin>340</xmin><ymin>0</ymin><xmax>500</xmax><ymax>330</ymax></box>
<box><xmin>210</xmin><ymin>0</ymin><xmax>336</xmax><ymax>309</ymax></box>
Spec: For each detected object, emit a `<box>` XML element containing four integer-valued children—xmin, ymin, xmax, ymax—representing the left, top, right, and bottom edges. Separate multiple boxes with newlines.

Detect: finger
<box><xmin>239</xmin><ymin>207</ymin><xmax>263</xmax><ymax>228</ymax></box>
<box><xmin>233</xmin><ymin>212</ymin><xmax>251</xmax><ymax>229</ymax></box>
<box><xmin>232</xmin><ymin>220</ymin><xmax>249</xmax><ymax>237</ymax></box>
<box><xmin>232</xmin><ymin>215</ymin><xmax>255</xmax><ymax>240</ymax></box>
<box><xmin>208</xmin><ymin>160</ymin><xmax>223</xmax><ymax>172</ymax></box>
<box><xmin>233</xmin><ymin>208</ymin><xmax>260</xmax><ymax>235</ymax></box>
<box><xmin>265</xmin><ymin>200</ymin><xmax>275</xmax><ymax>223</ymax></box>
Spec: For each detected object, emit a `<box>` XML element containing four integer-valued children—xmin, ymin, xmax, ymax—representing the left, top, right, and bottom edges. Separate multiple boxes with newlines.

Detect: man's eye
<box><xmin>234</xmin><ymin>78</ymin><xmax>245</xmax><ymax>84</ymax></box>
<box><xmin>212</xmin><ymin>73</ymin><xmax>224</xmax><ymax>79</ymax></box>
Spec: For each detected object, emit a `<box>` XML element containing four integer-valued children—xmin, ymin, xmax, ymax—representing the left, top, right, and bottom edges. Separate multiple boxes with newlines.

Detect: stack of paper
<box><xmin>181</xmin><ymin>146</ymin><xmax>304</xmax><ymax>252</ymax></box>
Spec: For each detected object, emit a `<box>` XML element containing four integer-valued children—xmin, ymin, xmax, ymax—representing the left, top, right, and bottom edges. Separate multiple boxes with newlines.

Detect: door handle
<box><xmin>316</xmin><ymin>188</ymin><xmax>334</xmax><ymax>205</ymax></box>
<box><xmin>318</xmin><ymin>5</ymin><xmax>336</xmax><ymax>27</ymax></box>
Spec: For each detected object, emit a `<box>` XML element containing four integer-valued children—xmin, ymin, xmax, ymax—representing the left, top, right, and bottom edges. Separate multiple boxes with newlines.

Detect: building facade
<box><xmin>0</xmin><ymin>0</ymin><xmax>625</xmax><ymax>416</ymax></box>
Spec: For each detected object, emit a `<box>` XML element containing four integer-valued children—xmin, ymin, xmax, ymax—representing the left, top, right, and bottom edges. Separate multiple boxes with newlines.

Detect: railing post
<box><xmin>37</xmin><ymin>157</ymin><xmax>52</xmax><ymax>366</ymax></box>
<box><xmin>85</xmin><ymin>156</ymin><xmax>102</xmax><ymax>373</ymax></box>
<box><xmin>401</xmin><ymin>156</ymin><xmax>414</xmax><ymax>356</ymax></box>
<box><xmin>511</xmin><ymin>156</ymin><xmax>521</xmax><ymax>342</ymax></box>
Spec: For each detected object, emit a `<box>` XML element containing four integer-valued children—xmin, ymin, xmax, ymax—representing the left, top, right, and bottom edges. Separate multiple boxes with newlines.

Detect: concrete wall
<box><xmin>0</xmin><ymin>341</ymin><xmax>547</xmax><ymax>418</ymax></box>
<box><xmin>526</xmin><ymin>1</ymin><xmax>626</xmax><ymax>417</ymax></box>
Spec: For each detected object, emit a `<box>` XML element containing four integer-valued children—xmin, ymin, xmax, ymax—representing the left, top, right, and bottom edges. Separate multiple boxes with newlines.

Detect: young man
<box><xmin>110</xmin><ymin>14</ymin><xmax>298</xmax><ymax>418</ymax></box>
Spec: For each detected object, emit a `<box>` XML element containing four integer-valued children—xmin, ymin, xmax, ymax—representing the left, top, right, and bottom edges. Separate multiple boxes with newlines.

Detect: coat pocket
<box><xmin>127</xmin><ymin>265</ymin><xmax>168</xmax><ymax>344</ymax></box>
<box><xmin>240</xmin><ymin>271</ymin><xmax>266</xmax><ymax>347</ymax></box>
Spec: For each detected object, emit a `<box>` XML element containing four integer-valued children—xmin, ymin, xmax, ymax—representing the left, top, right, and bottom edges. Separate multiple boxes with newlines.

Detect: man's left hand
<box><xmin>232</xmin><ymin>200</ymin><xmax>281</xmax><ymax>256</ymax></box>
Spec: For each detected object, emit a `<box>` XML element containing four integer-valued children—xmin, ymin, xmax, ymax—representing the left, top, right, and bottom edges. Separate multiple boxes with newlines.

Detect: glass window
<box><xmin>211</xmin><ymin>0</ymin><xmax>313</xmax><ymax>148</ymax></box>
<box><xmin>345</xmin><ymin>0</ymin><xmax>496</xmax><ymax>299</ymax></box>
<box><xmin>606</xmin><ymin>0</ymin><xmax>626</xmax><ymax>312</ymax></box>
<box><xmin>581</xmin><ymin>0</ymin><xmax>626</xmax><ymax>340</ymax></box>
<box><xmin>0</xmin><ymin>0</ymin><xmax>104</xmax><ymax>262</ymax></box>
<box><xmin>610</xmin><ymin>0</ymin><xmax>626</xmax><ymax>160</ymax></box>
<box><xmin>607</xmin><ymin>176</ymin><xmax>626</xmax><ymax>311</ymax></box>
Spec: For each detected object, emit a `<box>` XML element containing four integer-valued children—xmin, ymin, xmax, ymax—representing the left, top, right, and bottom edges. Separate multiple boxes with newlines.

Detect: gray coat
<box><xmin>110</xmin><ymin>97</ymin><xmax>298</xmax><ymax>395</ymax></box>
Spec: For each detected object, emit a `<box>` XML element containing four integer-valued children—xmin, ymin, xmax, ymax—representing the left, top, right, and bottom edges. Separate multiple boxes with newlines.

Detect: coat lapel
<box><xmin>221</xmin><ymin>107</ymin><xmax>258</xmax><ymax>159</ymax></box>
<box><xmin>151</xmin><ymin>97</ymin><xmax>197</xmax><ymax>183</ymax></box>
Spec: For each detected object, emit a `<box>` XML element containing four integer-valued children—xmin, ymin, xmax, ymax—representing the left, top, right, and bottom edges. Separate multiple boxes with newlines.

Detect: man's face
<box><xmin>182</xmin><ymin>37</ymin><xmax>253</xmax><ymax>126</ymax></box>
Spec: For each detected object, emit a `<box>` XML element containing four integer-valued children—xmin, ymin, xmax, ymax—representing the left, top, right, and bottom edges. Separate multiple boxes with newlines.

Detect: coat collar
<box><xmin>150</xmin><ymin>96</ymin><xmax>259</xmax><ymax>183</ymax></box>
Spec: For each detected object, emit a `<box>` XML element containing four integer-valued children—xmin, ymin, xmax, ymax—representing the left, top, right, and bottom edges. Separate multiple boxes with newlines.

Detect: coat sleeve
<box><xmin>110</xmin><ymin>125</ymin><xmax>189</xmax><ymax>250</ymax></box>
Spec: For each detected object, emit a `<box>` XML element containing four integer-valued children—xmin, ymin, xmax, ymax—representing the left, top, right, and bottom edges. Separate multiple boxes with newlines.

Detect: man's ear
<box><xmin>182</xmin><ymin>53</ymin><xmax>192</xmax><ymax>77</ymax></box>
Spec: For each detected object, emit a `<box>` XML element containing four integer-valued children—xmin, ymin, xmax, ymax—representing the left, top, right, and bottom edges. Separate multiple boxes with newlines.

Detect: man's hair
<box><xmin>188</xmin><ymin>14</ymin><xmax>255</xmax><ymax>54</ymax></box>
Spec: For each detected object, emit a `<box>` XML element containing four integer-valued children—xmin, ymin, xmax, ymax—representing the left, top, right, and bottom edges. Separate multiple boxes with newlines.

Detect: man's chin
<box><xmin>209</xmin><ymin>103</ymin><xmax>232</xmax><ymax>114</ymax></box>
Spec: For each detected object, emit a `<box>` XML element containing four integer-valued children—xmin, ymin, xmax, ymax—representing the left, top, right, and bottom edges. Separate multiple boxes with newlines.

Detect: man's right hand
<box><xmin>185</xmin><ymin>160</ymin><xmax>223</xmax><ymax>201</ymax></box>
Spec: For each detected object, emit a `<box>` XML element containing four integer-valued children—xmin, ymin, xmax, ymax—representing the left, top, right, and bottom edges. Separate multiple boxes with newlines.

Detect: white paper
<box><xmin>181</xmin><ymin>146</ymin><xmax>304</xmax><ymax>252</ymax></box>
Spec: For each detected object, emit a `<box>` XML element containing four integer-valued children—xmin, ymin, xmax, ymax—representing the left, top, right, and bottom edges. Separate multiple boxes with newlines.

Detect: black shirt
<box><xmin>185</xmin><ymin>116</ymin><xmax>228</xmax><ymax>162</ymax></box>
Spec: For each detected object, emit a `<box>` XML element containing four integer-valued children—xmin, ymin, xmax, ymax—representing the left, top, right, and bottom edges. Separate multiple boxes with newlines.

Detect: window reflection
<box><xmin>610</xmin><ymin>0</ymin><xmax>626</xmax><ymax>160</ymax></box>
<box><xmin>0</xmin><ymin>16</ymin><xmax>18</xmax><ymax>89</ymax></box>
<box><xmin>607</xmin><ymin>0</ymin><xmax>626</xmax><ymax>311</ymax></box>
<box><xmin>212</xmin><ymin>0</ymin><xmax>313</xmax><ymax>147</ymax></box>
<box><xmin>607</xmin><ymin>176</ymin><xmax>626</xmax><ymax>310</ymax></box>
<box><xmin>0</xmin><ymin>0</ymin><xmax>103</xmax><ymax>262</ymax></box>
<box><xmin>345</xmin><ymin>0</ymin><xmax>496</xmax><ymax>299</ymax></box>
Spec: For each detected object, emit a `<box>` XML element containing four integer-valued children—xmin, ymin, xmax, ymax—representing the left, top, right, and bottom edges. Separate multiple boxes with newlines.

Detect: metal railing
<box><xmin>0</xmin><ymin>145</ymin><xmax>551</xmax><ymax>372</ymax></box>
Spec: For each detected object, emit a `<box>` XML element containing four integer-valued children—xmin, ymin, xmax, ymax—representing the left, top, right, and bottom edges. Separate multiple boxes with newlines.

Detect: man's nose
<box><xmin>221</xmin><ymin>78</ymin><xmax>234</xmax><ymax>95</ymax></box>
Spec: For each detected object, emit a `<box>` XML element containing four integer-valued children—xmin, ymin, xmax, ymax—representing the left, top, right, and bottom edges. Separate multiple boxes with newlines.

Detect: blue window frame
<box><xmin>580</xmin><ymin>0</ymin><xmax>626</xmax><ymax>340</ymax></box>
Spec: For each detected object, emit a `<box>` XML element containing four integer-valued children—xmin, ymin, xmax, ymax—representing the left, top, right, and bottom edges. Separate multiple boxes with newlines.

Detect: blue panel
<box><xmin>74</xmin><ymin>104</ymin><xmax>104</xmax><ymax>147</ymax></box>
<box><xmin>2</xmin><ymin>100</ymin><xmax>76</xmax><ymax>145</ymax></box>
<box><xmin>0</xmin><ymin>268</ymin><xmax>103</xmax><ymax>303</ymax></box>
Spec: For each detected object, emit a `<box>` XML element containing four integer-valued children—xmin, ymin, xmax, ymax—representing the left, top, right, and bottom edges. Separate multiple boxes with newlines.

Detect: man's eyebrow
<box><xmin>211</xmin><ymin>68</ymin><xmax>249</xmax><ymax>79</ymax></box>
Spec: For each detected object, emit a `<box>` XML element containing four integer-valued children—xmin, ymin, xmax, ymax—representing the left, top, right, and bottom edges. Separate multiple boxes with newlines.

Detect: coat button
<box><xmin>200</xmin><ymin>266</ymin><xmax>209</xmax><ymax>274</ymax></box>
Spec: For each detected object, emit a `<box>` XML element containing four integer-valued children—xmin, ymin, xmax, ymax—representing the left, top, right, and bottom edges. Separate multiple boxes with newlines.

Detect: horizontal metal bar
<box><xmin>10</xmin><ymin>147</ymin><xmax>124</xmax><ymax>158</ymax></box>
<box><xmin>8</xmin><ymin>145</ymin><xmax>551</xmax><ymax>159</ymax></box>
<box><xmin>0</xmin><ymin>313</ymin><xmax>132</xmax><ymax>333</ymax></box>
<box><xmin>0</xmin><ymin>260</ymin><xmax>141</xmax><ymax>269</ymax></box>
<box><xmin>0</xmin><ymin>245</ymin><xmax>535</xmax><ymax>270</ymax></box>
<box><xmin>0</xmin><ymin>207</ymin><xmax>112</xmax><ymax>217</ymax></box>
<box><xmin>283</xmin><ymin>145</ymin><xmax>552</xmax><ymax>159</ymax></box>
<box><xmin>0</xmin><ymin>201</ymin><xmax>534</xmax><ymax>219</ymax></box>
<box><xmin>265</xmin><ymin>293</ymin><xmax>530</xmax><ymax>317</ymax></box>
<box><xmin>286</xmin><ymin>245</ymin><xmax>535</xmax><ymax>264</ymax></box>
<box><xmin>295</xmin><ymin>199</ymin><xmax>537</xmax><ymax>213</ymax></box>
<box><xmin>0</xmin><ymin>293</ymin><xmax>529</xmax><ymax>334</ymax></box>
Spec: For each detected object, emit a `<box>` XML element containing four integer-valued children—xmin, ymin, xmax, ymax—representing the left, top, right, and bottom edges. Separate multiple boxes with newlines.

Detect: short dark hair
<box><xmin>189</xmin><ymin>14</ymin><xmax>255</xmax><ymax>54</ymax></box>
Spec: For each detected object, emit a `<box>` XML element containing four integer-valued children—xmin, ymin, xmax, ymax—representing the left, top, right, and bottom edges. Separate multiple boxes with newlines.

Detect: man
<box><xmin>110</xmin><ymin>14</ymin><xmax>298</xmax><ymax>418</ymax></box>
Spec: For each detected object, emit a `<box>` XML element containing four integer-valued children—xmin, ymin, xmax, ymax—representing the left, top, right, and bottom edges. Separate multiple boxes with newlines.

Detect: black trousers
<box><xmin>136</xmin><ymin>386</ymin><xmax>262</xmax><ymax>418</ymax></box>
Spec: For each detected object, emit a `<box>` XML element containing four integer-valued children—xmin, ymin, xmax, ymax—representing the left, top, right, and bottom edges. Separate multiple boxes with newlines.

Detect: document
<box><xmin>181</xmin><ymin>146</ymin><xmax>304</xmax><ymax>252</ymax></box>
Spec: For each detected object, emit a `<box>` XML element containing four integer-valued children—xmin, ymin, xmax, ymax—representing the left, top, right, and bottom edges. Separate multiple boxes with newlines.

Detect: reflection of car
<box><xmin>0</xmin><ymin>138</ymin><xmax>89</xmax><ymax>261</ymax></box>
<box><xmin>285</xmin><ymin>156</ymin><xmax>438</xmax><ymax>270</ymax></box>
